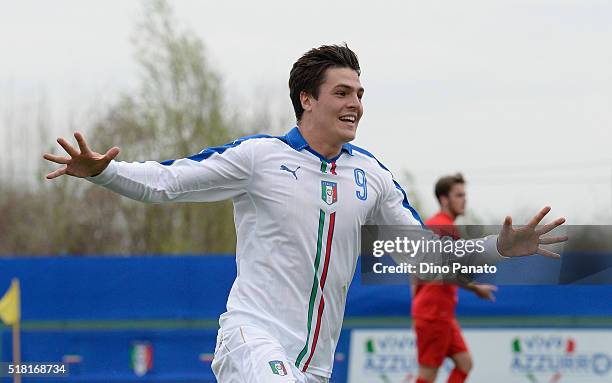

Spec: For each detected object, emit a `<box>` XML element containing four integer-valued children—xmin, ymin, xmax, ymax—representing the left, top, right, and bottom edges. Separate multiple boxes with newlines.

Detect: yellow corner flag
<box><xmin>0</xmin><ymin>279</ymin><xmax>20</xmax><ymax>325</ymax></box>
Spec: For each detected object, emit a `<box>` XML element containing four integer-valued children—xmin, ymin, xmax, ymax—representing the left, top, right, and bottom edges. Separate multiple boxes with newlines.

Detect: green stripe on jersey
<box><xmin>295</xmin><ymin>209</ymin><xmax>326</xmax><ymax>367</ymax></box>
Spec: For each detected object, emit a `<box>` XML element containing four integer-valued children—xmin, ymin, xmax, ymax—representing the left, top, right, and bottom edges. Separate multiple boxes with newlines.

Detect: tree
<box><xmin>0</xmin><ymin>0</ymin><xmax>244</xmax><ymax>255</ymax></box>
<box><xmin>85</xmin><ymin>0</ymin><xmax>242</xmax><ymax>254</ymax></box>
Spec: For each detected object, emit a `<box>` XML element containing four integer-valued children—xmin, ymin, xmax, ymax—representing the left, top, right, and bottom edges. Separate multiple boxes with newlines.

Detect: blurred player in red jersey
<box><xmin>412</xmin><ymin>174</ymin><xmax>497</xmax><ymax>383</ymax></box>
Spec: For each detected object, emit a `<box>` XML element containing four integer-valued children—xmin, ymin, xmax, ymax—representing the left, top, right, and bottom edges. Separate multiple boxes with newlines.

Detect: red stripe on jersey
<box><xmin>302</xmin><ymin>212</ymin><xmax>336</xmax><ymax>371</ymax></box>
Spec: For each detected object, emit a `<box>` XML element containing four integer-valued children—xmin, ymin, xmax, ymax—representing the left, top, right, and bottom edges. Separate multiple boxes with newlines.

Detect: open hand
<box><xmin>497</xmin><ymin>206</ymin><xmax>567</xmax><ymax>259</ymax></box>
<box><xmin>43</xmin><ymin>132</ymin><xmax>120</xmax><ymax>179</ymax></box>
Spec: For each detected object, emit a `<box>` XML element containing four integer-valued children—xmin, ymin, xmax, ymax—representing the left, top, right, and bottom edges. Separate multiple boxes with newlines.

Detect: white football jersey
<box><xmin>88</xmin><ymin>127</ymin><xmax>501</xmax><ymax>377</ymax></box>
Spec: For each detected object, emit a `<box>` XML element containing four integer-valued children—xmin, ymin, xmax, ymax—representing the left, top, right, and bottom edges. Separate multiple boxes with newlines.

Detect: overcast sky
<box><xmin>1</xmin><ymin>0</ymin><xmax>611</xmax><ymax>224</ymax></box>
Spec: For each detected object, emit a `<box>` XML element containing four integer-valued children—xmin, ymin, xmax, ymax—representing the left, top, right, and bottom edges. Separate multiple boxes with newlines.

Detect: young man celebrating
<box><xmin>412</xmin><ymin>174</ymin><xmax>497</xmax><ymax>383</ymax></box>
<box><xmin>44</xmin><ymin>44</ymin><xmax>566</xmax><ymax>383</ymax></box>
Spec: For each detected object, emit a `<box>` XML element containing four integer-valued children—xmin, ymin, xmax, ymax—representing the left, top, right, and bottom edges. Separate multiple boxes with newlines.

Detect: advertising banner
<box><xmin>348</xmin><ymin>329</ymin><xmax>612</xmax><ymax>383</ymax></box>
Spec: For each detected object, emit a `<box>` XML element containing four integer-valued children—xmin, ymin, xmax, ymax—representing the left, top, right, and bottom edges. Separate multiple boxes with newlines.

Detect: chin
<box><xmin>341</xmin><ymin>132</ymin><xmax>356</xmax><ymax>143</ymax></box>
<box><xmin>337</xmin><ymin>126</ymin><xmax>357</xmax><ymax>143</ymax></box>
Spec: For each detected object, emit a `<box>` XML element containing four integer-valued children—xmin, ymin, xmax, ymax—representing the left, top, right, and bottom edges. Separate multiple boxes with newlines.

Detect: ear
<box><xmin>300</xmin><ymin>91</ymin><xmax>314</xmax><ymax>113</ymax></box>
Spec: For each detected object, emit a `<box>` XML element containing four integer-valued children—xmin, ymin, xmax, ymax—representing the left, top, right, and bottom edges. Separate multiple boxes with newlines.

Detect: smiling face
<box><xmin>301</xmin><ymin>67</ymin><xmax>364</xmax><ymax>145</ymax></box>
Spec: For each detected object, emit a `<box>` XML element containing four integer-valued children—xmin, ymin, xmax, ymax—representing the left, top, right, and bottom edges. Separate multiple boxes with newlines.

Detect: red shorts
<box><xmin>413</xmin><ymin>318</ymin><xmax>468</xmax><ymax>367</ymax></box>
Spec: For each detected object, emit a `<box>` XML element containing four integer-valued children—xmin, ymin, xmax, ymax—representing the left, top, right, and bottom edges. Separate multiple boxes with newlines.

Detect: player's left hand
<box><xmin>497</xmin><ymin>206</ymin><xmax>567</xmax><ymax>259</ymax></box>
<box><xmin>472</xmin><ymin>284</ymin><xmax>497</xmax><ymax>302</ymax></box>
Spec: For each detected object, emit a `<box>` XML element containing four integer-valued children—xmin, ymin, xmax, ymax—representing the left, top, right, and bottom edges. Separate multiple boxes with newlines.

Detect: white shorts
<box><xmin>211</xmin><ymin>325</ymin><xmax>329</xmax><ymax>383</ymax></box>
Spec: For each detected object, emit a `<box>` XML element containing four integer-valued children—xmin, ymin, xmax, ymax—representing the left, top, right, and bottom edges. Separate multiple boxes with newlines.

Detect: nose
<box><xmin>347</xmin><ymin>93</ymin><xmax>361</xmax><ymax>110</ymax></box>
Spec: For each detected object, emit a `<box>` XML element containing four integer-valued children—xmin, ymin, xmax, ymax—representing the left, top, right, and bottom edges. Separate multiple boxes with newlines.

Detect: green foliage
<box><xmin>86</xmin><ymin>0</ymin><xmax>241</xmax><ymax>254</ymax></box>
<box><xmin>1</xmin><ymin>0</ymin><xmax>245</xmax><ymax>255</ymax></box>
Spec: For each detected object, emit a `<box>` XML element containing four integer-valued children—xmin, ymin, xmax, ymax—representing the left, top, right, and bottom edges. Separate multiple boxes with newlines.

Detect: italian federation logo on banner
<box><xmin>269</xmin><ymin>360</ymin><xmax>288</xmax><ymax>376</ymax></box>
<box><xmin>321</xmin><ymin>181</ymin><xmax>338</xmax><ymax>205</ymax></box>
<box><xmin>130</xmin><ymin>341</ymin><xmax>153</xmax><ymax>377</ymax></box>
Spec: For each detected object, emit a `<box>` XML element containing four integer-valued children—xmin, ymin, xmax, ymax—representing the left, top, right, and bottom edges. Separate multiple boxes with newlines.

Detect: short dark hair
<box><xmin>434</xmin><ymin>173</ymin><xmax>465</xmax><ymax>202</ymax></box>
<box><xmin>289</xmin><ymin>43</ymin><xmax>361</xmax><ymax>122</ymax></box>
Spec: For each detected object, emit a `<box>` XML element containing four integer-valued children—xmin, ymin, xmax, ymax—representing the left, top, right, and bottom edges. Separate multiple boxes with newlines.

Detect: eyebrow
<box><xmin>333</xmin><ymin>84</ymin><xmax>365</xmax><ymax>93</ymax></box>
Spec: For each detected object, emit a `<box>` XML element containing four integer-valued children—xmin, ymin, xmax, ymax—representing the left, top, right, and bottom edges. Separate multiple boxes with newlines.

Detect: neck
<box><xmin>298</xmin><ymin>123</ymin><xmax>343</xmax><ymax>159</ymax></box>
<box><xmin>441</xmin><ymin>207</ymin><xmax>457</xmax><ymax>221</ymax></box>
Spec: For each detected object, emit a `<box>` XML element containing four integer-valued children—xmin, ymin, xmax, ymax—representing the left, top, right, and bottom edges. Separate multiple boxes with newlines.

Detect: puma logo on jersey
<box><xmin>280</xmin><ymin>165</ymin><xmax>300</xmax><ymax>180</ymax></box>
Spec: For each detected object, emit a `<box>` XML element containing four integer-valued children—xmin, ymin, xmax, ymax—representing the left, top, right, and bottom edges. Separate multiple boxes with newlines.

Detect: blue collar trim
<box><xmin>284</xmin><ymin>127</ymin><xmax>354</xmax><ymax>160</ymax></box>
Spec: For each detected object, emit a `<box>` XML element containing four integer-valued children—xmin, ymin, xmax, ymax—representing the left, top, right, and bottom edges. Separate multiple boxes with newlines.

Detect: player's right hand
<box><xmin>43</xmin><ymin>132</ymin><xmax>120</xmax><ymax>179</ymax></box>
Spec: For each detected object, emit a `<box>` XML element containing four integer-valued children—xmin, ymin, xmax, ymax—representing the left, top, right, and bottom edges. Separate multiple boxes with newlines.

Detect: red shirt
<box><xmin>411</xmin><ymin>211</ymin><xmax>459</xmax><ymax>321</ymax></box>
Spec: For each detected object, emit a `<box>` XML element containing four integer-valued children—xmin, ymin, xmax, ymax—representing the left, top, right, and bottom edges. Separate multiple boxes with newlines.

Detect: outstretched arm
<box><xmin>44</xmin><ymin>131</ymin><xmax>254</xmax><ymax>203</ymax></box>
<box><xmin>373</xmin><ymin>168</ymin><xmax>568</xmax><ymax>281</ymax></box>
<box><xmin>43</xmin><ymin>132</ymin><xmax>120</xmax><ymax>179</ymax></box>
